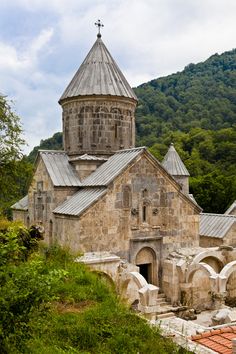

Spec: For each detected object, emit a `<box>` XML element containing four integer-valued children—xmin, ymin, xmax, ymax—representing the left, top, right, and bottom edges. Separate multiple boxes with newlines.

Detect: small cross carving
<box><xmin>95</xmin><ymin>19</ymin><xmax>104</xmax><ymax>37</ymax></box>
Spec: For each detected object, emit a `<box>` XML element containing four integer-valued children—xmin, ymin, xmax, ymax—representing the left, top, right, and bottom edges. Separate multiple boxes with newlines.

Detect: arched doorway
<box><xmin>135</xmin><ymin>247</ymin><xmax>157</xmax><ymax>285</ymax></box>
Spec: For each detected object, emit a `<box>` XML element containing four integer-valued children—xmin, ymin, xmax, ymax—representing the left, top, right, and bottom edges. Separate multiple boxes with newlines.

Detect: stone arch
<box><xmin>110</xmin><ymin>107</ymin><xmax>122</xmax><ymax>115</ymax></box>
<box><xmin>135</xmin><ymin>247</ymin><xmax>157</xmax><ymax>285</ymax></box>
<box><xmin>91</xmin><ymin>270</ymin><xmax>115</xmax><ymax>288</ymax></box>
<box><xmin>186</xmin><ymin>262</ymin><xmax>217</xmax><ymax>284</ymax></box>
<box><xmin>79</xmin><ymin>106</ymin><xmax>93</xmax><ymax>121</ymax></box>
<box><xmin>186</xmin><ymin>262</ymin><xmax>218</xmax><ymax>310</ymax></box>
<box><xmin>219</xmin><ymin>261</ymin><xmax>236</xmax><ymax>293</ymax></box>
<box><xmin>192</xmin><ymin>251</ymin><xmax>225</xmax><ymax>272</ymax></box>
<box><xmin>119</xmin><ymin>271</ymin><xmax>148</xmax><ymax>304</ymax></box>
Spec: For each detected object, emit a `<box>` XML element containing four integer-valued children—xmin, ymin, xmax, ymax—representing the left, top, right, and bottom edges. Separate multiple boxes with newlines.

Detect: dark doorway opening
<box><xmin>138</xmin><ymin>263</ymin><xmax>152</xmax><ymax>283</ymax></box>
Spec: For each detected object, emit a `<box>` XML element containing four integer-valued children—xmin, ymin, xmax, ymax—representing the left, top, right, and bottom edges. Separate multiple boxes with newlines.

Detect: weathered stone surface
<box><xmin>61</xmin><ymin>97</ymin><xmax>136</xmax><ymax>156</ymax></box>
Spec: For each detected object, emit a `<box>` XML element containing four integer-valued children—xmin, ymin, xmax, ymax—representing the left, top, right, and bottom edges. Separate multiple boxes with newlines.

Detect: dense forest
<box><xmin>20</xmin><ymin>49</ymin><xmax>236</xmax><ymax>213</ymax></box>
<box><xmin>134</xmin><ymin>49</ymin><xmax>236</xmax><ymax>213</ymax></box>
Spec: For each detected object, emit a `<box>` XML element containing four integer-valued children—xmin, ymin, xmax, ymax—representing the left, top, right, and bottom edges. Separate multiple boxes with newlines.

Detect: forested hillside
<box><xmin>27</xmin><ymin>49</ymin><xmax>236</xmax><ymax>213</ymax></box>
<box><xmin>134</xmin><ymin>48</ymin><xmax>236</xmax><ymax>213</ymax></box>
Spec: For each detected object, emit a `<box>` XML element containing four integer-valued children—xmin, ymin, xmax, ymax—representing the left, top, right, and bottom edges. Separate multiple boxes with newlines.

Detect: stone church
<box><xmin>12</xmin><ymin>26</ymin><xmax>236</xmax><ymax>312</ymax></box>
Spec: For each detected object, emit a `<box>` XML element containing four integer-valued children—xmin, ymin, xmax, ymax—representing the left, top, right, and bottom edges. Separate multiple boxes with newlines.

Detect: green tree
<box><xmin>0</xmin><ymin>96</ymin><xmax>32</xmax><ymax>215</ymax></box>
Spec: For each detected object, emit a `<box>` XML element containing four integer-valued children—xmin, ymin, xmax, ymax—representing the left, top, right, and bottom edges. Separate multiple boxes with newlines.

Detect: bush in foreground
<box><xmin>0</xmin><ymin>223</ymin><xmax>192</xmax><ymax>353</ymax></box>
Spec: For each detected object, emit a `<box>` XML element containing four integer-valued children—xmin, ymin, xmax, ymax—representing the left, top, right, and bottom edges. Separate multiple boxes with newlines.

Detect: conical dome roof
<box><xmin>59</xmin><ymin>36</ymin><xmax>137</xmax><ymax>102</ymax></box>
<box><xmin>162</xmin><ymin>143</ymin><xmax>190</xmax><ymax>176</ymax></box>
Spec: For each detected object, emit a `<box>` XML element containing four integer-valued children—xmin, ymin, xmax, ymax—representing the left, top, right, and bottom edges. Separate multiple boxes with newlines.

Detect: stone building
<box><xmin>12</xmin><ymin>28</ymin><xmax>236</xmax><ymax>312</ymax></box>
<box><xmin>200</xmin><ymin>213</ymin><xmax>236</xmax><ymax>247</ymax></box>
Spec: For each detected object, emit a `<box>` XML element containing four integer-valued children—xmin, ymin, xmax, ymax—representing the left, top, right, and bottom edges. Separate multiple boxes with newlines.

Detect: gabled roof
<box><xmin>162</xmin><ymin>143</ymin><xmax>190</xmax><ymax>176</ymax></box>
<box><xmin>59</xmin><ymin>36</ymin><xmax>137</xmax><ymax>102</ymax></box>
<box><xmin>53</xmin><ymin>187</ymin><xmax>106</xmax><ymax>216</ymax></box>
<box><xmin>54</xmin><ymin>146</ymin><xmax>201</xmax><ymax>216</ymax></box>
<box><xmin>11</xmin><ymin>195</ymin><xmax>28</xmax><ymax>211</ymax></box>
<box><xmin>200</xmin><ymin>213</ymin><xmax>236</xmax><ymax>238</ymax></box>
<box><xmin>39</xmin><ymin>151</ymin><xmax>81</xmax><ymax>187</ymax></box>
<box><xmin>81</xmin><ymin>147</ymin><xmax>145</xmax><ymax>187</ymax></box>
<box><xmin>225</xmin><ymin>200</ymin><xmax>236</xmax><ymax>215</ymax></box>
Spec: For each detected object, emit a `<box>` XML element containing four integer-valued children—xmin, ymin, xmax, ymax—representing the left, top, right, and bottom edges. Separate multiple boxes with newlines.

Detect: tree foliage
<box><xmin>134</xmin><ymin>49</ymin><xmax>236</xmax><ymax>212</ymax></box>
<box><xmin>0</xmin><ymin>96</ymin><xmax>24</xmax><ymax>164</ymax></box>
<box><xmin>0</xmin><ymin>96</ymin><xmax>33</xmax><ymax>215</ymax></box>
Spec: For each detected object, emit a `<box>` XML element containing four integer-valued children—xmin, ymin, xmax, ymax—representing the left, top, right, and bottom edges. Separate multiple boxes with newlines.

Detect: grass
<box><xmin>1</xmin><ymin>245</ymin><xmax>192</xmax><ymax>354</ymax></box>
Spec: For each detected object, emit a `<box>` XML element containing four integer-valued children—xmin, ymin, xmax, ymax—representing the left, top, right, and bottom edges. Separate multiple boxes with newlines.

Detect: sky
<box><xmin>0</xmin><ymin>0</ymin><xmax>236</xmax><ymax>154</ymax></box>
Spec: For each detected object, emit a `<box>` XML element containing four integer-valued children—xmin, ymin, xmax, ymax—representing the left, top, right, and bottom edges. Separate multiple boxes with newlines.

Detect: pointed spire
<box><xmin>59</xmin><ymin>30</ymin><xmax>137</xmax><ymax>102</ymax></box>
<box><xmin>162</xmin><ymin>143</ymin><xmax>190</xmax><ymax>176</ymax></box>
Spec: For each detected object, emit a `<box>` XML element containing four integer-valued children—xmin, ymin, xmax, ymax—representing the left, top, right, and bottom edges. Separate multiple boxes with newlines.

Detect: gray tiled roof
<box><xmin>53</xmin><ymin>187</ymin><xmax>106</xmax><ymax>216</ymax></box>
<box><xmin>11</xmin><ymin>195</ymin><xmax>28</xmax><ymax>210</ymax></box>
<box><xmin>82</xmin><ymin>147</ymin><xmax>145</xmax><ymax>187</ymax></box>
<box><xmin>39</xmin><ymin>151</ymin><xmax>81</xmax><ymax>187</ymax></box>
<box><xmin>225</xmin><ymin>200</ymin><xmax>236</xmax><ymax>215</ymax></box>
<box><xmin>162</xmin><ymin>143</ymin><xmax>190</xmax><ymax>176</ymax></box>
<box><xmin>59</xmin><ymin>37</ymin><xmax>137</xmax><ymax>102</ymax></box>
<box><xmin>200</xmin><ymin>213</ymin><xmax>236</xmax><ymax>238</ymax></box>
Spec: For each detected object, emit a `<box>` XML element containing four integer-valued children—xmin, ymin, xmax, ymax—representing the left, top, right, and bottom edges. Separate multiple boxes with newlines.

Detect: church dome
<box><xmin>59</xmin><ymin>28</ymin><xmax>137</xmax><ymax>157</ymax></box>
<box><xmin>59</xmin><ymin>36</ymin><xmax>137</xmax><ymax>103</ymax></box>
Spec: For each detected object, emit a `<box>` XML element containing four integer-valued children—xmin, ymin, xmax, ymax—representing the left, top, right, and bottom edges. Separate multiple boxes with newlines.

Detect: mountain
<box><xmin>27</xmin><ymin>132</ymin><xmax>63</xmax><ymax>163</ymax></box>
<box><xmin>27</xmin><ymin>49</ymin><xmax>236</xmax><ymax>213</ymax></box>
<box><xmin>135</xmin><ymin>48</ymin><xmax>236</xmax><ymax>144</ymax></box>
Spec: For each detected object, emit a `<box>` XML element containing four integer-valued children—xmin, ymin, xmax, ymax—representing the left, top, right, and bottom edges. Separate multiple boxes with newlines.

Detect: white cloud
<box><xmin>0</xmin><ymin>0</ymin><xmax>236</xmax><ymax>152</ymax></box>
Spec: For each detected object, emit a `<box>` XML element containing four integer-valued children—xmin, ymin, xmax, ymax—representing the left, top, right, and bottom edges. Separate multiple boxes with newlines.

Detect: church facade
<box><xmin>12</xmin><ymin>28</ymin><xmax>236</xmax><ymax>310</ymax></box>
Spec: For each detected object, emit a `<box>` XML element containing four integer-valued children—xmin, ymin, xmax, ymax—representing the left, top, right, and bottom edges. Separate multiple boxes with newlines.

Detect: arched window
<box><xmin>141</xmin><ymin>188</ymin><xmax>149</xmax><ymax>223</ymax></box>
<box><xmin>142</xmin><ymin>205</ymin><xmax>147</xmax><ymax>222</ymax></box>
<box><xmin>142</xmin><ymin>188</ymin><xmax>148</xmax><ymax>198</ymax></box>
<box><xmin>123</xmin><ymin>185</ymin><xmax>131</xmax><ymax>208</ymax></box>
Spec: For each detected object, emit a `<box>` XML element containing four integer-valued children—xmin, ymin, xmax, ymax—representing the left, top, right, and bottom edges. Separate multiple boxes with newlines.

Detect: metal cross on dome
<box><xmin>95</xmin><ymin>19</ymin><xmax>104</xmax><ymax>37</ymax></box>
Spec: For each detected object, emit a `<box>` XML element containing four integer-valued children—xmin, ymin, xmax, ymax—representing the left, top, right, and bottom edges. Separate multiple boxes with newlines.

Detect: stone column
<box><xmin>138</xmin><ymin>284</ymin><xmax>160</xmax><ymax>321</ymax></box>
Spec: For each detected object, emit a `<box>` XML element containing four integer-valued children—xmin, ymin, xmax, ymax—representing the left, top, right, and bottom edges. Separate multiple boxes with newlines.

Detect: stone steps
<box><xmin>156</xmin><ymin>312</ymin><xmax>175</xmax><ymax>320</ymax></box>
<box><xmin>155</xmin><ymin>292</ymin><xmax>176</xmax><ymax>319</ymax></box>
<box><xmin>157</xmin><ymin>301</ymin><xmax>170</xmax><ymax>306</ymax></box>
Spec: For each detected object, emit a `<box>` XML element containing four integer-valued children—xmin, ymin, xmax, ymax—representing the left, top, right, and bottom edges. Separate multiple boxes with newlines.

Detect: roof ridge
<box><xmin>201</xmin><ymin>213</ymin><xmax>236</xmax><ymax>218</ymax></box>
<box><xmin>114</xmin><ymin>146</ymin><xmax>146</xmax><ymax>153</ymax></box>
<box><xmin>39</xmin><ymin>149</ymin><xmax>66</xmax><ymax>154</ymax></box>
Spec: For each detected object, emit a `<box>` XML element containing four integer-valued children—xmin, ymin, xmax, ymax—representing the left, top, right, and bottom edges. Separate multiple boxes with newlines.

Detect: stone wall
<box><xmin>12</xmin><ymin>210</ymin><xmax>29</xmax><ymax>226</ymax></box>
<box><xmin>54</xmin><ymin>152</ymin><xmax>200</xmax><ymax>286</ymax></box>
<box><xmin>224</xmin><ymin>224</ymin><xmax>236</xmax><ymax>247</ymax></box>
<box><xmin>200</xmin><ymin>223</ymin><xmax>236</xmax><ymax>248</ymax></box>
<box><xmin>27</xmin><ymin>158</ymin><xmax>78</xmax><ymax>243</ymax></box>
<box><xmin>172</xmin><ymin>175</ymin><xmax>189</xmax><ymax>195</ymax></box>
<box><xmin>200</xmin><ymin>236</ymin><xmax>223</xmax><ymax>248</ymax></box>
<box><xmin>61</xmin><ymin>96</ymin><xmax>136</xmax><ymax>156</ymax></box>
